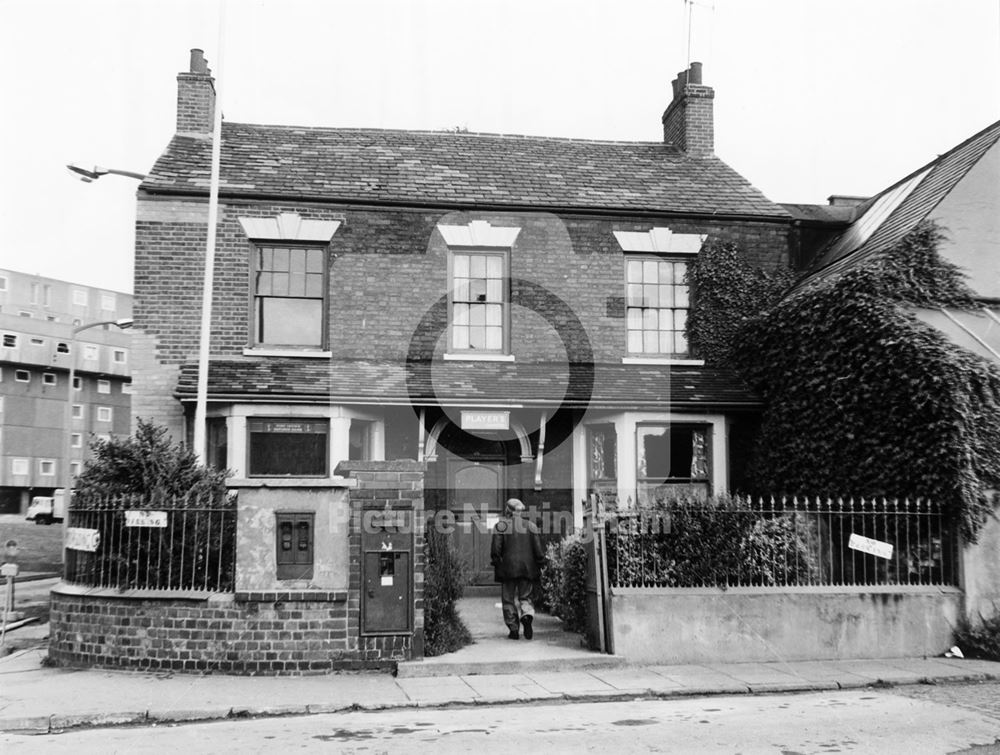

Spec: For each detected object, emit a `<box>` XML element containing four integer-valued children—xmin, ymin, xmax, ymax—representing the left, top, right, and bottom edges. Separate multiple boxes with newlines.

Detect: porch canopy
<box><xmin>175</xmin><ymin>359</ymin><xmax>761</xmax><ymax>410</ymax></box>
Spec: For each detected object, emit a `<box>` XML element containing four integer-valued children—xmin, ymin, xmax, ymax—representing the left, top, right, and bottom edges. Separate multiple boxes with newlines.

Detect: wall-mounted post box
<box><xmin>276</xmin><ymin>512</ymin><xmax>314</xmax><ymax>580</ymax></box>
<box><xmin>361</xmin><ymin>510</ymin><xmax>412</xmax><ymax>634</ymax></box>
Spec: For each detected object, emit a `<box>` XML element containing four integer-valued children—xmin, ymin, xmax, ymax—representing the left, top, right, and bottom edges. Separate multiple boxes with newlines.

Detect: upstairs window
<box><xmin>252</xmin><ymin>246</ymin><xmax>326</xmax><ymax>347</ymax></box>
<box><xmin>625</xmin><ymin>258</ymin><xmax>690</xmax><ymax>356</ymax></box>
<box><xmin>449</xmin><ymin>252</ymin><xmax>506</xmax><ymax>352</ymax></box>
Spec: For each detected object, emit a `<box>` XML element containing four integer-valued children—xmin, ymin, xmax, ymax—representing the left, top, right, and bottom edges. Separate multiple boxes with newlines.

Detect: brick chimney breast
<box><xmin>661</xmin><ymin>62</ymin><xmax>714</xmax><ymax>157</ymax></box>
<box><xmin>176</xmin><ymin>48</ymin><xmax>216</xmax><ymax>136</ymax></box>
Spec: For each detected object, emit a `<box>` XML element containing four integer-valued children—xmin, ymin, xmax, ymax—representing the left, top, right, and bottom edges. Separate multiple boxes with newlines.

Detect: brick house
<box><xmin>132</xmin><ymin>50</ymin><xmax>793</xmax><ymax>585</ymax></box>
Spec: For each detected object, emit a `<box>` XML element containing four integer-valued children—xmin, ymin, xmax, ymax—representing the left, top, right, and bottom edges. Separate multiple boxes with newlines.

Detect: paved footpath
<box><xmin>2</xmin><ymin>637</ymin><xmax>999</xmax><ymax>736</ymax></box>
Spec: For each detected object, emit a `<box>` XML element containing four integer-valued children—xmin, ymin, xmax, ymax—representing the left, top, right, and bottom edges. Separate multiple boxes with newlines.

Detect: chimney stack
<box><xmin>662</xmin><ymin>62</ymin><xmax>714</xmax><ymax>156</ymax></box>
<box><xmin>176</xmin><ymin>48</ymin><xmax>216</xmax><ymax>136</ymax></box>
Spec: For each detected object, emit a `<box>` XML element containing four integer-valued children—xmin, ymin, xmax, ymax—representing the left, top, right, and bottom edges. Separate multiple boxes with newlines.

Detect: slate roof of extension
<box><xmin>174</xmin><ymin>359</ymin><xmax>762</xmax><ymax>409</ymax></box>
<box><xmin>141</xmin><ymin>124</ymin><xmax>787</xmax><ymax>217</ymax></box>
<box><xmin>801</xmin><ymin>119</ymin><xmax>1000</xmax><ymax>286</ymax></box>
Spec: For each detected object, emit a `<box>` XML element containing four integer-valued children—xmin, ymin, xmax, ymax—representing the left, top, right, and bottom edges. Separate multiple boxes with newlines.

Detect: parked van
<box><xmin>26</xmin><ymin>489</ymin><xmax>67</xmax><ymax>525</ymax></box>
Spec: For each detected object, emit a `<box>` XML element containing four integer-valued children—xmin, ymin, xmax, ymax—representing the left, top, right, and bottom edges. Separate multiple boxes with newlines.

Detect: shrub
<box><xmin>540</xmin><ymin>534</ymin><xmax>589</xmax><ymax>634</ymax></box>
<box><xmin>75</xmin><ymin>419</ymin><xmax>228</xmax><ymax>502</ymax></box>
<box><xmin>953</xmin><ymin>610</ymin><xmax>1000</xmax><ymax>661</ymax></box>
<box><xmin>423</xmin><ymin>527</ymin><xmax>472</xmax><ymax>656</ymax></box>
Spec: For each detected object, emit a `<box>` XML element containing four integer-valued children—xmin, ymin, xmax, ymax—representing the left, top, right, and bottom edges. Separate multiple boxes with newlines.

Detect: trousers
<box><xmin>500</xmin><ymin>579</ymin><xmax>535</xmax><ymax>630</ymax></box>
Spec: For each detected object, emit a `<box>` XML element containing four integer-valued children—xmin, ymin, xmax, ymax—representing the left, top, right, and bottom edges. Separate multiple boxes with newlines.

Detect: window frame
<box><xmin>635</xmin><ymin>422</ymin><xmax>712</xmax><ymax>504</ymax></box>
<box><xmin>97</xmin><ymin>406</ymin><xmax>113</xmax><ymax>422</ymax></box>
<box><xmin>14</xmin><ymin>369</ymin><xmax>30</xmax><ymax>383</ymax></box>
<box><xmin>249</xmin><ymin>242</ymin><xmax>329</xmax><ymax>350</ymax></box>
<box><xmin>624</xmin><ymin>255</ymin><xmax>692</xmax><ymax>357</ymax></box>
<box><xmin>446</xmin><ymin>248</ymin><xmax>510</xmax><ymax>355</ymax></box>
<box><xmin>42</xmin><ymin>372</ymin><xmax>57</xmax><ymax>386</ymax></box>
<box><xmin>11</xmin><ymin>458</ymin><xmax>29</xmax><ymax>476</ymax></box>
<box><xmin>38</xmin><ymin>459</ymin><xmax>56</xmax><ymax>476</ymax></box>
<box><xmin>97</xmin><ymin>379</ymin><xmax>111</xmax><ymax>394</ymax></box>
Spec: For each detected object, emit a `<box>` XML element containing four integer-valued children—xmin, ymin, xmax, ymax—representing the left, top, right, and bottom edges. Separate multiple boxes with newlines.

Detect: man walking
<box><xmin>491</xmin><ymin>497</ymin><xmax>544</xmax><ymax>640</ymax></box>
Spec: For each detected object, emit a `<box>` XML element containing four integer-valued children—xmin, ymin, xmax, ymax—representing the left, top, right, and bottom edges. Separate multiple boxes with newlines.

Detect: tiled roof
<box><xmin>801</xmin><ymin>119</ymin><xmax>1000</xmax><ymax>286</ymax></box>
<box><xmin>175</xmin><ymin>359</ymin><xmax>761</xmax><ymax>409</ymax></box>
<box><xmin>142</xmin><ymin>124</ymin><xmax>788</xmax><ymax>217</ymax></box>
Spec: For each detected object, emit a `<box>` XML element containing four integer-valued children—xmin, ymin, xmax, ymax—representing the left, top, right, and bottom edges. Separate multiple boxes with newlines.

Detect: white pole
<box><xmin>194</xmin><ymin>1</ymin><xmax>227</xmax><ymax>464</ymax></box>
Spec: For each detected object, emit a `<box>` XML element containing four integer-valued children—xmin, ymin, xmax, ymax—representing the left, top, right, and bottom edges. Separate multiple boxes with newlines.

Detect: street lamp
<box><xmin>61</xmin><ymin>318</ymin><xmax>134</xmax><ymax>564</ymax></box>
<box><xmin>66</xmin><ymin>163</ymin><xmax>146</xmax><ymax>183</ymax></box>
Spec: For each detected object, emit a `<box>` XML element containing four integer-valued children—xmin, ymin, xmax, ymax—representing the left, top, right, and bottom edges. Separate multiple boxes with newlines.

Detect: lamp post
<box><xmin>61</xmin><ymin>318</ymin><xmax>133</xmax><ymax>564</ymax></box>
<box><xmin>66</xmin><ymin>163</ymin><xmax>147</xmax><ymax>183</ymax></box>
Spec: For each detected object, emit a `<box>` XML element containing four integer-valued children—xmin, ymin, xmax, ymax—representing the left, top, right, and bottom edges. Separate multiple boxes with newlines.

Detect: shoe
<box><xmin>521</xmin><ymin>615</ymin><xmax>533</xmax><ymax>640</ymax></box>
<box><xmin>507</xmin><ymin>628</ymin><xmax>520</xmax><ymax>640</ymax></box>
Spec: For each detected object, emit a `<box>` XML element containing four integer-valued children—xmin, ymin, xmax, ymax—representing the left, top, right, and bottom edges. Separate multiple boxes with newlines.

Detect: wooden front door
<box><xmin>449</xmin><ymin>460</ymin><xmax>504</xmax><ymax>584</ymax></box>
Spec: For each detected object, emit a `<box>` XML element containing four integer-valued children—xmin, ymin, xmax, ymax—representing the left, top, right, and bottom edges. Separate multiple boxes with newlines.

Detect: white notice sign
<box><xmin>66</xmin><ymin>528</ymin><xmax>101</xmax><ymax>552</ymax></box>
<box><xmin>848</xmin><ymin>533</ymin><xmax>893</xmax><ymax>560</ymax></box>
<box><xmin>461</xmin><ymin>411</ymin><xmax>510</xmax><ymax>430</ymax></box>
<box><xmin>125</xmin><ymin>510</ymin><xmax>168</xmax><ymax>528</ymax></box>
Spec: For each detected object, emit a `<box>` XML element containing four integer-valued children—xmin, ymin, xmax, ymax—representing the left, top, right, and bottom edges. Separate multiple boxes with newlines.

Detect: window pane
<box><xmin>659</xmin><ymin>284</ymin><xmax>673</xmax><ymax>308</ymax></box>
<box><xmin>659</xmin><ymin>309</ymin><xmax>674</xmax><ymax>332</ymax></box>
<box><xmin>272</xmin><ymin>272</ymin><xmax>289</xmax><ymax>296</ymax></box>
<box><xmin>469</xmin><ymin>326</ymin><xmax>486</xmax><ymax>349</ymax></box>
<box><xmin>643</xmin><ymin>284</ymin><xmax>659</xmax><ymax>307</ymax></box>
<box><xmin>486</xmin><ymin>256</ymin><xmax>502</xmax><ymax>278</ymax></box>
<box><xmin>453</xmin><ymin>326</ymin><xmax>470</xmax><ymax>350</ymax></box>
<box><xmin>642</xmin><ymin>260</ymin><xmax>657</xmax><ymax>283</ymax></box>
<box><xmin>306</xmin><ymin>248</ymin><xmax>324</xmax><ymax>273</ymax></box>
<box><xmin>675</xmin><ymin>286</ymin><xmax>690</xmax><ymax>308</ymax></box>
<box><xmin>273</xmin><ymin>247</ymin><xmax>289</xmax><ymax>271</ymax></box>
<box><xmin>675</xmin><ymin>262</ymin><xmax>687</xmax><ymax>281</ymax></box>
<box><xmin>627</xmin><ymin>331</ymin><xmax>643</xmax><ymax>352</ymax></box>
<box><xmin>485</xmin><ymin>326</ymin><xmax>502</xmax><ymax>350</ymax></box>
<box><xmin>487</xmin><ymin>279</ymin><xmax>502</xmax><ymax>302</ymax></box>
<box><xmin>675</xmin><ymin>330</ymin><xmax>688</xmax><ymax>355</ymax></box>
<box><xmin>469</xmin><ymin>278</ymin><xmax>487</xmax><ymax>302</ymax></box>
<box><xmin>485</xmin><ymin>303</ymin><xmax>502</xmax><ymax>326</ymax></box>
<box><xmin>305</xmin><ymin>273</ymin><xmax>323</xmax><ymax>298</ymax></box>
<box><xmin>453</xmin><ymin>278</ymin><xmax>469</xmax><ymax>302</ymax></box>
<box><xmin>289</xmin><ymin>249</ymin><xmax>306</xmax><ymax>274</ymax></box>
<box><xmin>470</xmin><ymin>304</ymin><xmax>486</xmax><ymax>326</ymax></box>
<box><xmin>643</xmin><ymin>330</ymin><xmax>658</xmax><ymax>353</ymax></box>
<box><xmin>642</xmin><ymin>308</ymin><xmax>658</xmax><ymax>330</ymax></box>
<box><xmin>674</xmin><ymin>309</ymin><xmax>688</xmax><ymax>330</ymax></box>
<box><xmin>627</xmin><ymin>308</ymin><xmax>643</xmax><ymax>330</ymax></box>
<box><xmin>626</xmin><ymin>260</ymin><xmax>643</xmax><ymax>283</ymax></box>
<box><xmin>470</xmin><ymin>255</ymin><xmax>486</xmax><ymax>278</ymax></box>
<box><xmin>259</xmin><ymin>298</ymin><xmax>322</xmax><ymax>345</ymax></box>
<box><xmin>258</xmin><ymin>247</ymin><xmax>272</xmax><ymax>271</ymax></box>
<box><xmin>626</xmin><ymin>284</ymin><xmax>644</xmax><ymax>306</ymax></box>
<box><xmin>659</xmin><ymin>263</ymin><xmax>674</xmax><ymax>285</ymax></box>
<box><xmin>453</xmin><ymin>303</ymin><xmax>469</xmax><ymax>325</ymax></box>
<box><xmin>659</xmin><ymin>332</ymin><xmax>673</xmax><ymax>353</ymax></box>
<box><xmin>289</xmin><ymin>272</ymin><xmax>306</xmax><ymax>296</ymax></box>
<box><xmin>453</xmin><ymin>255</ymin><xmax>469</xmax><ymax>278</ymax></box>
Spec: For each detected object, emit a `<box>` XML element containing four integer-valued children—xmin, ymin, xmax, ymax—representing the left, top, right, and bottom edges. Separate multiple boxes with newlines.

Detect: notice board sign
<box><xmin>125</xmin><ymin>510</ymin><xmax>168</xmax><ymax>528</ymax></box>
<box><xmin>848</xmin><ymin>533</ymin><xmax>893</xmax><ymax>560</ymax></box>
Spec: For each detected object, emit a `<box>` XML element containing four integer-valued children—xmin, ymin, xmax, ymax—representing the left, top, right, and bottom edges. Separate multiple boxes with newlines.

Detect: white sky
<box><xmin>1</xmin><ymin>0</ymin><xmax>998</xmax><ymax>294</ymax></box>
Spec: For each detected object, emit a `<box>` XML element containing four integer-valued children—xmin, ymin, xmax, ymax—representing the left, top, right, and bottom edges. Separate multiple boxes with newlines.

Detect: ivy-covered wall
<box><xmin>689</xmin><ymin>223</ymin><xmax>1000</xmax><ymax>540</ymax></box>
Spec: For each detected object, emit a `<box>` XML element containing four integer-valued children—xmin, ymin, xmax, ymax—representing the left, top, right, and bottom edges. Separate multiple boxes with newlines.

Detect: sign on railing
<box><xmin>848</xmin><ymin>533</ymin><xmax>893</xmax><ymax>560</ymax></box>
<box><xmin>66</xmin><ymin>528</ymin><xmax>101</xmax><ymax>552</ymax></box>
<box><xmin>124</xmin><ymin>510</ymin><xmax>168</xmax><ymax>528</ymax></box>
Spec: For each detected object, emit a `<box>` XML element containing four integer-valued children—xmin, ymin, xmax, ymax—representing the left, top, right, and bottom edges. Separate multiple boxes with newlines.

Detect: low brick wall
<box><xmin>608</xmin><ymin>588</ymin><xmax>962</xmax><ymax>664</ymax></box>
<box><xmin>48</xmin><ymin>460</ymin><xmax>426</xmax><ymax>674</ymax></box>
<box><xmin>47</xmin><ymin>588</ymin><xmax>385</xmax><ymax>674</ymax></box>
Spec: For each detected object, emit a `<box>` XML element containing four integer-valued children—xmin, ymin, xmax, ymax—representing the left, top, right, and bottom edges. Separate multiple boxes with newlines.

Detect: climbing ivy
<box><xmin>686</xmin><ymin>240</ymin><xmax>795</xmax><ymax>366</ymax></box>
<box><xmin>728</xmin><ymin>222</ymin><xmax>1000</xmax><ymax>540</ymax></box>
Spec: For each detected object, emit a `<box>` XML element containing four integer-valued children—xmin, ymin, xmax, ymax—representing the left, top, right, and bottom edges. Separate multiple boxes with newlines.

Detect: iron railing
<box><xmin>603</xmin><ymin>496</ymin><xmax>959</xmax><ymax>590</ymax></box>
<box><xmin>64</xmin><ymin>493</ymin><xmax>237</xmax><ymax>592</ymax></box>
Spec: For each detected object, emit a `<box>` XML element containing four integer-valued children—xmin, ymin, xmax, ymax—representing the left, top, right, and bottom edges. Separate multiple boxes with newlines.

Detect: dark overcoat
<box><xmin>491</xmin><ymin>513</ymin><xmax>544</xmax><ymax>582</ymax></box>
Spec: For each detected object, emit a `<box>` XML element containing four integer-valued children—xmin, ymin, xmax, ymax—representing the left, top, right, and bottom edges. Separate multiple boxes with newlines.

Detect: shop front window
<box><xmin>248</xmin><ymin>419</ymin><xmax>328</xmax><ymax>476</ymax></box>
<box><xmin>636</xmin><ymin>424</ymin><xmax>710</xmax><ymax>504</ymax></box>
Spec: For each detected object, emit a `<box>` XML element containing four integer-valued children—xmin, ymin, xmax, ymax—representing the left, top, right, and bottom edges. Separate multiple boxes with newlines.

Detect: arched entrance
<box><xmin>426</xmin><ymin>417</ymin><xmax>533</xmax><ymax>584</ymax></box>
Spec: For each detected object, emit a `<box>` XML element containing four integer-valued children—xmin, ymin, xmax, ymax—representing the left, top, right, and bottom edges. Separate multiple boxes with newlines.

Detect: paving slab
<box><xmin>395</xmin><ymin>676</ymin><xmax>478</xmax><ymax>704</ymax></box>
<box><xmin>589</xmin><ymin>667</ymin><xmax>686</xmax><ymax>693</ymax></box>
<box><xmin>524</xmin><ymin>670</ymin><xmax>617</xmax><ymax>695</ymax></box>
<box><xmin>930</xmin><ymin>658</ymin><xmax>1000</xmax><ymax>678</ymax></box>
<box><xmin>460</xmin><ymin>673</ymin><xmax>561</xmax><ymax>702</ymax></box>
<box><xmin>706</xmin><ymin>662</ymin><xmax>809</xmax><ymax>687</ymax></box>
<box><xmin>830</xmin><ymin>660</ymin><xmax>926</xmax><ymax>684</ymax></box>
<box><xmin>648</xmin><ymin>664</ymin><xmax>751</xmax><ymax>693</ymax></box>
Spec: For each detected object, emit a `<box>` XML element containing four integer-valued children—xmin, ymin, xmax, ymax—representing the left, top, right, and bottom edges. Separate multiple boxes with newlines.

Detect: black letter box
<box><xmin>276</xmin><ymin>512</ymin><xmax>314</xmax><ymax>580</ymax></box>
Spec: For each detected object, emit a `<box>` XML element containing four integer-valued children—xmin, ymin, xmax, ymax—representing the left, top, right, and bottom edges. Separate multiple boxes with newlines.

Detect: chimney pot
<box><xmin>688</xmin><ymin>61</ymin><xmax>702</xmax><ymax>85</ymax></box>
<box><xmin>189</xmin><ymin>48</ymin><xmax>208</xmax><ymax>75</ymax></box>
<box><xmin>661</xmin><ymin>62</ymin><xmax>714</xmax><ymax>155</ymax></box>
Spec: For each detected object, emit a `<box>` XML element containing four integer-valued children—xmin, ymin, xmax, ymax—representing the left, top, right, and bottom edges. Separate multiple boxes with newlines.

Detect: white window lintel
<box><xmin>437</xmin><ymin>219</ymin><xmax>521</xmax><ymax>248</ymax></box>
<box><xmin>238</xmin><ymin>213</ymin><xmax>341</xmax><ymax>242</ymax></box>
<box><xmin>614</xmin><ymin>227</ymin><xmax>706</xmax><ymax>255</ymax></box>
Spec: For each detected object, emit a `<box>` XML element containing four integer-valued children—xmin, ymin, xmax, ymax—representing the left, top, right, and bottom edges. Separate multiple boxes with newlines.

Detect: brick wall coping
<box><xmin>234</xmin><ymin>590</ymin><xmax>348</xmax><ymax>603</ymax></box>
<box><xmin>612</xmin><ymin>585</ymin><xmax>964</xmax><ymax>596</ymax></box>
<box><xmin>335</xmin><ymin>460</ymin><xmax>426</xmax><ymax>473</ymax></box>
<box><xmin>226</xmin><ymin>476</ymin><xmax>357</xmax><ymax>488</ymax></box>
<box><xmin>52</xmin><ymin>581</ymin><xmax>231</xmax><ymax>603</ymax></box>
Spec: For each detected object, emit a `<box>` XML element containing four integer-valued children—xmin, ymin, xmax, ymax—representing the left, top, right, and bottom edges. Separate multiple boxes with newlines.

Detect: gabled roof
<box><xmin>141</xmin><ymin>124</ymin><xmax>788</xmax><ymax>218</ymax></box>
<box><xmin>175</xmin><ymin>359</ymin><xmax>762</xmax><ymax>410</ymax></box>
<box><xmin>800</xmin><ymin>119</ymin><xmax>1000</xmax><ymax>286</ymax></box>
